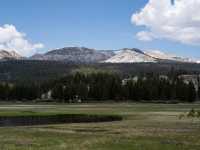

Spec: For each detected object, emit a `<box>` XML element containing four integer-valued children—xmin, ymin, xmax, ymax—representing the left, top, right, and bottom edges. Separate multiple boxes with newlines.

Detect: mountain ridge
<box><xmin>0</xmin><ymin>47</ymin><xmax>198</xmax><ymax>63</ymax></box>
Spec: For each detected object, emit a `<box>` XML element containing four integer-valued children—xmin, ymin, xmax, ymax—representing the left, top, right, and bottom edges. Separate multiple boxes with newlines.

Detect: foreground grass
<box><xmin>0</xmin><ymin>103</ymin><xmax>200</xmax><ymax>150</ymax></box>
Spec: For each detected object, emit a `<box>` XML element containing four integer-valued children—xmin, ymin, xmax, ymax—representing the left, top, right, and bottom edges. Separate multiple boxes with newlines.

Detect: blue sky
<box><xmin>0</xmin><ymin>0</ymin><xmax>200</xmax><ymax>59</ymax></box>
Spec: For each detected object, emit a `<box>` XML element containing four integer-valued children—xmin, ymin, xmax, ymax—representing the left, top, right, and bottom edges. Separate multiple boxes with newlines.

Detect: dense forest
<box><xmin>0</xmin><ymin>66</ymin><xmax>198</xmax><ymax>103</ymax></box>
<box><xmin>50</xmin><ymin>71</ymin><xmax>198</xmax><ymax>103</ymax></box>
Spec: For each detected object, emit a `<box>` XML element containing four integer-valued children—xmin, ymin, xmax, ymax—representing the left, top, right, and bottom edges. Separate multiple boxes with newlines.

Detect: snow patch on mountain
<box><xmin>104</xmin><ymin>48</ymin><xmax>156</xmax><ymax>63</ymax></box>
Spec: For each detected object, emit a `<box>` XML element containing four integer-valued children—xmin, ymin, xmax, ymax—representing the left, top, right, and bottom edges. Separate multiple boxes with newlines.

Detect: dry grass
<box><xmin>0</xmin><ymin>103</ymin><xmax>200</xmax><ymax>150</ymax></box>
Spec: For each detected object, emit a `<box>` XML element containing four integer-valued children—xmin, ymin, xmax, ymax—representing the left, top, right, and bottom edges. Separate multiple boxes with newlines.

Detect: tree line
<box><xmin>51</xmin><ymin>72</ymin><xmax>197</xmax><ymax>102</ymax></box>
<box><xmin>0</xmin><ymin>71</ymin><xmax>198</xmax><ymax>103</ymax></box>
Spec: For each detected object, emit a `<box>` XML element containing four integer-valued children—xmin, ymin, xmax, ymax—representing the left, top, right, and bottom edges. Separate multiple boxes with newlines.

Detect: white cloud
<box><xmin>0</xmin><ymin>24</ymin><xmax>44</xmax><ymax>56</ymax></box>
<box><xmin>132</xmin><ymin>0</ymin><xmax>200</xmax><ymax>45</ymax></box>
<box><xmin>136</xmin><ymin>31</ymin><xmax>154</xmax><ymax>41</ymax></box>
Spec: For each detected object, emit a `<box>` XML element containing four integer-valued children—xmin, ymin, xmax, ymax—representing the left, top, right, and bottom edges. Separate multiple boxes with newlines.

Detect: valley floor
<box><xmin>0</xmin><ymin>103</ymin><xmax>200</xmax><ymax>150</ymax></box>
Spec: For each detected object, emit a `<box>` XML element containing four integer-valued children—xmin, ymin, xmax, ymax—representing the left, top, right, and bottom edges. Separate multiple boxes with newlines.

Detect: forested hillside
<box><xmin>0</xmin><ymin>60</ymin><xmax>200</xmax><ymax>82</ymax></box>
<box><xmin>0</xmin><ymin>60</ymin><xmax>78</xmax><ymax>82</ymax></box>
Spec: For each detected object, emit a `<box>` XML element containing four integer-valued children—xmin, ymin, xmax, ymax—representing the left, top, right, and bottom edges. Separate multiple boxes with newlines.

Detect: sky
<box><xmin>0</xmin><ymin>0</ymin><xmax>200</xmax><ymax>59</ymax></box>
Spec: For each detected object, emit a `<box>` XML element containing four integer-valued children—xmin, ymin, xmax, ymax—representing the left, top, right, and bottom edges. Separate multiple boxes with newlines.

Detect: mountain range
<box><xmin>0</xmin><ymin>47</ymin><xmax>198</xmax><ymax>63</ymax></box>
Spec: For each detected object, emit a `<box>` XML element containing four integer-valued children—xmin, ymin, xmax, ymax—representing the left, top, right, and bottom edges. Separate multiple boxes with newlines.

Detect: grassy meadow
<box><xmin>0</xmin><ymin>103</ymin><xmax>200</xmax><ymax>150</ymax></box>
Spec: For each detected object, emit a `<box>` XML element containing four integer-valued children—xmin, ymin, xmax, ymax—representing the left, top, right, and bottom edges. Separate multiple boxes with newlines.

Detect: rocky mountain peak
<box><xmin>0</xmin><ymin>50</ymin><xmax>22</xmax><ymax>60</ymax></box>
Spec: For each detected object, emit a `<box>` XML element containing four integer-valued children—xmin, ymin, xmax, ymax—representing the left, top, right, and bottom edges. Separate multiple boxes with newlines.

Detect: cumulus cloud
<box><xmin>132</xmin><ymin>0</ymin><xmax>200</xmax><ymax>45</ymax></box>
<box><xmin>136</xmin><ymin>31</ymin><xmax>154</xmax><ymax>41</ymax></box>
<box><xmin>0</xmin><ymin>24</ymin><xmax>44</xmax><ymax>56</ymax></box>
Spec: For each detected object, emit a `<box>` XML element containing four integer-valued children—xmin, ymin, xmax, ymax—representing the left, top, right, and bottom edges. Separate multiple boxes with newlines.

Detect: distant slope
<box><xmin>30</xmin><ymin>47</ymin><xmax>115</xmax><ymax>63</ymax></box>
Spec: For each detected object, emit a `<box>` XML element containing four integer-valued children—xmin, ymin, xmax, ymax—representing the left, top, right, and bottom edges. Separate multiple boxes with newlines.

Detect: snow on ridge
<box><xmin>105</xmin><ymin>49</ymin><xmax>156</xmax><ymax>63</ymax></box>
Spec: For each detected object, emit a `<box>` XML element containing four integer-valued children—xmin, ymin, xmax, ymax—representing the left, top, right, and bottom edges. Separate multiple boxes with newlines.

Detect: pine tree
<box><xmin>187</xmin><ymin>82</ymin><xmax>196</xmax><ymax>102</ymax></box>
<box><xmin>51</xmin><ymin>84</ymin><xmax>64</xmax><ymax>102</ymax></box>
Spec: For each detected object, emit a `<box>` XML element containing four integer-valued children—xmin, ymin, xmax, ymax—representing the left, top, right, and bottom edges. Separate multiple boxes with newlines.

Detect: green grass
<box><xmin>0</xmin><ymin>103</ymin><xmax>200</xmax><ymax>150</ymax></box>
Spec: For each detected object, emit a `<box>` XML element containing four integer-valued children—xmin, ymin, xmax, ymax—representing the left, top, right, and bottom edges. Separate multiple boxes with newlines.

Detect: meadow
<box><xmin>0</xmin><ymin>103</ymin><xmax>200</xmax><ymax>150</ymax></box>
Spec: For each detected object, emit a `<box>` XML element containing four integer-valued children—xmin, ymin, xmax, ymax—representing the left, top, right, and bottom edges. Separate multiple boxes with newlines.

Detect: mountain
<box><xmin>104</xmin><ymin>48</ymin><xmax>156</xmax><ymax>63</ymax></box>
<box><xmin>145</xmin><ymin>50</ymin><xmax>194</xmax><ymax>63</ymax></box>
<box><xmin>0</xmin><ymin>50</ymin><xmax>22</xmax><ymax>60</ymax></box>
<box><xmin>105</xmin><ymin>48</ymin><xmax>197</xmax><ymax>63</ymax></box>
<box><xmin>30</xmin><ymin>47</ymin><xmax>115</xmax><ymax>63</ymax></box>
